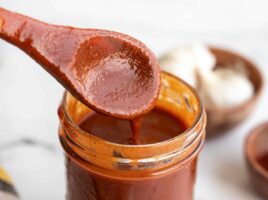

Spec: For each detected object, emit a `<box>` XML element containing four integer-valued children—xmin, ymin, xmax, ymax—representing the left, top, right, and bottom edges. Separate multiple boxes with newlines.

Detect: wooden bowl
<box><xmin>245</xmin><ymin>122</ymin><xmax>268</xmax><ymax>199</ymax></box>
<box><xmin>206</xmin><ymin>47</ymin><xmax>263</xmax><ymax>138</ymax></box>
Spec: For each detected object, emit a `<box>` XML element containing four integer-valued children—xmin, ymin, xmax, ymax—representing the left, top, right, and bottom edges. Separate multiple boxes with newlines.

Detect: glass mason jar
<box><xmin>58</xmin><ymin>72</ymin><xmax>206</xmax><ymax>200</ymax></box>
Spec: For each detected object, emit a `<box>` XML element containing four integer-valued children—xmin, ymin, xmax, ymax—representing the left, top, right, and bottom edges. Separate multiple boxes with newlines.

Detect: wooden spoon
<box><xmin>0</xmin><ymin>7</ymin><xmax>160</xmax><ymax>119</ymax></box>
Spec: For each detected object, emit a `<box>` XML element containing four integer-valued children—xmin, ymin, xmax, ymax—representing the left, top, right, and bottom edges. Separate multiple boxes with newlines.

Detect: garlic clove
<box><xmin>192</xmin><ymin>43</ymin><xmax>216</xmax><ymax>77</ymax></box>
<box><xmin>159</xmin><ymin>47</ymin><xmax>197</xmax><ymax>87</ymax></box>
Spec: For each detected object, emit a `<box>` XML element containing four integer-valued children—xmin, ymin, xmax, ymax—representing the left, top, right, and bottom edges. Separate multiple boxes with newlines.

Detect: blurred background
<box><xmin>0</xmin><ymin>0</ymin><xmax>267</xmax><ymax>199</ymax></box>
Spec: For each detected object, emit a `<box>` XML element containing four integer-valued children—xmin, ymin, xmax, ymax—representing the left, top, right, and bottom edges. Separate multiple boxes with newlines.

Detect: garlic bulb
<box><xmin>159</xmin><ymin>44</ymin><xmax>254</xmax><ymax>108</ymax></box>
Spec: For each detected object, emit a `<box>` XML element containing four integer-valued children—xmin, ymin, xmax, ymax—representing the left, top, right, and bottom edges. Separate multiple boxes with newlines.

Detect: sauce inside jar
<box><xmin>66</xmin><ymin>106</ymin><xmax>196</xmax><ymax>200</ymax></box>
<box><xmin>78</xmin><ymin>107</ymin><xmax>187</xmax><ymax>145</ymax></box>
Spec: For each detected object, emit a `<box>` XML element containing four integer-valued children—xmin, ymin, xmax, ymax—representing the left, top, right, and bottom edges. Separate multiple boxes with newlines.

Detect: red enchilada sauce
<box><xmin>65</xmin><ymin>107</ymin><xmax>196</xmax><ymax>200</ymax></box>
<box><xmin>66</xmin><ymin>155</ymin><xmax>197</xmax><ymax>200</ymax></box>
<box><xmin>79</xmin><ymin>108</ymin><xmax>187</xmax><ymax>145</ymax></box>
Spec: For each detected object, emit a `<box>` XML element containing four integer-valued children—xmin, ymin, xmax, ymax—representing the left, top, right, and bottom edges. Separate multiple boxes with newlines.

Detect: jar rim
<box><xmin>61</xmin><ymin>71</ymin><xmax>204</xmax><ymax>149</ymax></box>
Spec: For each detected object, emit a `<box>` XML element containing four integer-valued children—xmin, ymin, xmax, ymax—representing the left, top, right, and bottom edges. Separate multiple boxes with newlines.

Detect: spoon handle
<box><xmin>0</xmin><ymin>7</ymin><xmax>46</xmax><ymax>49</ymax></box>
<box><xmin>0</xmin><ymin>7</ymin><xmax>60</xmax><ymax>69</ymax></box>
<box><xmin>0</xmin><ymin>7</ymin><xmax>80</xmax><ymax>79</ymax></box>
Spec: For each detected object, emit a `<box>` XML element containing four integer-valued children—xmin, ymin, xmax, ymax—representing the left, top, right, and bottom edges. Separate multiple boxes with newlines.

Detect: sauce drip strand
<box><xmin>130</xmin><ymin>118</ymin><xmax>142</xmax><ymax>145</ymax></box>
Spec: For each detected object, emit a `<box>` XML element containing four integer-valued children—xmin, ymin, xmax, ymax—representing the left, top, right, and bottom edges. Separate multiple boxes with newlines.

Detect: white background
<box><xmin>0</xmin><ymin>1</ymin><xmax>267</xmax><ymax>199</ymax></box>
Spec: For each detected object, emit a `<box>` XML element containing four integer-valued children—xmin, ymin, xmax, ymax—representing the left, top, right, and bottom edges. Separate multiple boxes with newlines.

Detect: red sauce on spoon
<box><xmin>0</xmin><ymin>7</ymin><xmax>160</xmax><ymax>120</ymax></box>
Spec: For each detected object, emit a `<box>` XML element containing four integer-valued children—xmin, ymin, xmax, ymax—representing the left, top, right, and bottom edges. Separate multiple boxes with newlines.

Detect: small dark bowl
<box><xmin>245</xmin><ymin>122</ymin><xmax>268</xmax><ymax>198</ymax></box>
<box><xmin>206</xmin><ymin>47</ymin><xmax>263</xmax><ymax>138</ymax></box>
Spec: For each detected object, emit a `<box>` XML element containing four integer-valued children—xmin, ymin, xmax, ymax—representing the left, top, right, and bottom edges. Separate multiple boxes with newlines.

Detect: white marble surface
<box><xmin>0</xmin><ymin>1</ymin><xmax>267</xmax><ymax>199</ymax></box>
